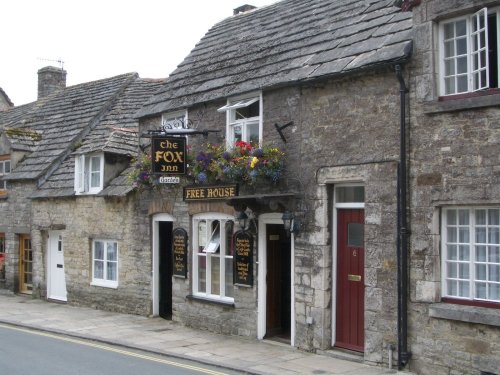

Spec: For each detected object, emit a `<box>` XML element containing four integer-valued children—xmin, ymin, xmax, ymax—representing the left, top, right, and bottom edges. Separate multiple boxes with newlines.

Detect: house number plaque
<box><xmin>172</xmin><ymin>228</ymin><xmax>188</xmax><ymax>278</ymax></box>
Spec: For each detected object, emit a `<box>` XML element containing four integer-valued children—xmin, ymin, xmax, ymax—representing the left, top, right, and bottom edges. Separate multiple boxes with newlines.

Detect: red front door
<box><xmin>336</xmin><ymin>209</ymin><xmax>365</xmax><ymax>352</ymax></box>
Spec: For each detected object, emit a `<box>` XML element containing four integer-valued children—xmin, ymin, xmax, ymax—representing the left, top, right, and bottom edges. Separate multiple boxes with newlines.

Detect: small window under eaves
<box><xmin>203</xmin><ymin>223</ymin><xmax>220</xmax><ymax>253</ymax></box>
<box><xmin>217</xmin><ymin>97</ymin><xmax>259</xmax><ymax>112</ymax></box>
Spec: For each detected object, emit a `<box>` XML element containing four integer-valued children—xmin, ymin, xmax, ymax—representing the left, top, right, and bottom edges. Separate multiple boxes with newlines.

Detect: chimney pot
<box><xmin>37</xmin><ymin>66</ymin><xmax>66</xmax><ymax>99</ymax></box>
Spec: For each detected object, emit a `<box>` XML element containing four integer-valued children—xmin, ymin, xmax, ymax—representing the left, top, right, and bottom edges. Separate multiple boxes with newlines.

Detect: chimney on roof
<box><xmin>233</xmin><ymin>4</ymin><xmax>257</xmax><ymax>15</ymax></box>
<box><xmin>37</xmin><ymin>66</ymin><xmax>66</xmax><ymax>99</ymax></box>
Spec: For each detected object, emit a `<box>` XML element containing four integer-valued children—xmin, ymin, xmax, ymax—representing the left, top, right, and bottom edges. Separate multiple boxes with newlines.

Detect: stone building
<box><xmin>403</xmin><ymin>0</ymin><xmax>500</xmax><ymax>374</ymax></box>
<box><xmin>0</xmin><ymin>69</ymin><xmax>162</xmax><ymax>311</ymax></box>
<box><xmin>134</xmin><ymin>0</ymin><xmax>413</xmax><ymax>368</ymax></box>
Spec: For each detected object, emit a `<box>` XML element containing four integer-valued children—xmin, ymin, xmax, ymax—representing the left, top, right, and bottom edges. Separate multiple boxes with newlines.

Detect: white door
<box><xmin>48</xmin><ymin>231</ymin><xmax>67</xmax><ymax>301</ymax></box>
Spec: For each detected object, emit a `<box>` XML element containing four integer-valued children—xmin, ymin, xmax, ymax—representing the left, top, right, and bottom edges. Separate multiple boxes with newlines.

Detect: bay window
<box><xmin>442</xmin><ymin>207</ymin><xmax>500</xmax><ymax>304</ymax></box>
<box><xmin>192</xmin><ymin>213</ymin><xmax>235</xmax><ymax>302</ymax></box>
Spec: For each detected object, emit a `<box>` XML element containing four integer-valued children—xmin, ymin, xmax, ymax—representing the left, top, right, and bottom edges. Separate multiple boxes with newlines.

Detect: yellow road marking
<box><xmin>0</xmin><ymin>323</ymin><xmax>229</xmax><ymax>375</ymax></box>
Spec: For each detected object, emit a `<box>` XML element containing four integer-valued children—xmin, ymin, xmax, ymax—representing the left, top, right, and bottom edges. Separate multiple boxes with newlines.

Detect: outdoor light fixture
<box><xmin>237</xmin><ymin>210</ymin><xmax>249</xmax><ymax>231</ymax></box>
<box><xmin>282</xmin><ymin>210</ymin><xmax>300</xmax><ymax>236</ymax></box>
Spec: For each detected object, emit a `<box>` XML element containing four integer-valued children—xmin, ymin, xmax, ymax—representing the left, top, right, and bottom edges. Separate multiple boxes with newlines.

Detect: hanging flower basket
<box><xmin>189</xmin><ymin>141</ymin><xmax>285</xmax><ymax>186</ymax></box>
<box><xmin>128</xmin><ymin>152</ymin><xmax>160</xmax><ymax>191</ymax></box>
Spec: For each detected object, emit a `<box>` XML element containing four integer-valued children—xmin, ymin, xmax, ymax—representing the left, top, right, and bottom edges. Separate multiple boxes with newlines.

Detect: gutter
<box><xmin>395</xmin><ymin>64</ymin><xmax>411</xmax><ymax>370</ymax></box>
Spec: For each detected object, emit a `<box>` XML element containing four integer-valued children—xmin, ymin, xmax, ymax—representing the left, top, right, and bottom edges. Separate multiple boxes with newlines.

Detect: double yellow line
<box><xmin>0</xmin><ymin>323</ymin><xmax>229</xmax><ymax>375</ymax></box>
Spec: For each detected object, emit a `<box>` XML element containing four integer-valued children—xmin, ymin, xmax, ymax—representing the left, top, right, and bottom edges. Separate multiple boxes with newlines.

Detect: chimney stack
<box><xmin>37</xmin><ymin>66</ymin><xmax>66</xmax><ymax>99</ymax></box>
<box><xmin>233</xmin><ymin>4</ymin><xmax>257</xmax><ymax>15</ymax></box>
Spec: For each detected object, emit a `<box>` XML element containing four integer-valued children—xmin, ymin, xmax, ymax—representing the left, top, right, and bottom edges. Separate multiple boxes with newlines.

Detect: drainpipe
<box><xmin>395</xmin><ymin>64</ymin><xmax>411</xmax><ymax>369</ymax></box>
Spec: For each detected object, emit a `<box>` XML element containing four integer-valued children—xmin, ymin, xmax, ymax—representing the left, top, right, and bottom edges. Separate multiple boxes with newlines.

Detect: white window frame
<box><xmin>441</xmin><ymin>207</ymin><xmax>500</xmax><ymax>304</ymax></box>
<box><xmin>218</xmin><ymin>92</ymin><xmax>262</xmax><ymax>148</ymax></box>
<box><xmin>192</xmin><ymin>213</ymin><xmax>235</xmax><ymax>302</ymax></box>
<box><xmin>161</xmin><ymin>109</ymin><xmax>188</xmax><ymax>130</ymax></box>
<box><xmin>74</xmin><ymin>153</ymin><xmax>104</xmax><ymax>195</ymax></box>
<box><xmin>0</xmin><ymin>158</ymin><xmax>11</xmax><ymax>191</ymax></box>
<box><xmin>439</xmin><ymin>7</ymin><xmax>500</xmax><ymax>96</ymax></box>
<box><xmin>91</xmin><ymin>239</ymin><xmax>118</xmax><ymax>288</ymax></box>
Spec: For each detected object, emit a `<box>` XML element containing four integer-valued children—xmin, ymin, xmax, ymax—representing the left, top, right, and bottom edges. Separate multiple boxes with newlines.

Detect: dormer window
<box><xmin>74</xmin><ymin>153</ymin><xmax>104</xmax><ymax>194</ymax></box>
<box><xmin>0</xmin><ymin>156</ymin><xmax>11</xmax><ymax>196</ymax></box>
<box><xmin>218</xmin><ymin>93</ymin><xmax>262</xmax><ymax>147</ymax></box>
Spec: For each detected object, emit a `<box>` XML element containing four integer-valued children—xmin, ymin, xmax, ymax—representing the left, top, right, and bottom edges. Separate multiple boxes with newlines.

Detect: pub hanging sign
<box><xmin>233</xmin><ymin>230</ymin><xmax>253</xmax><ymax>287</ymax></box>
<box><xmin>152</xmin><ymin>136</ymin><xmax>187</xmax><ymax>175</ymax></box>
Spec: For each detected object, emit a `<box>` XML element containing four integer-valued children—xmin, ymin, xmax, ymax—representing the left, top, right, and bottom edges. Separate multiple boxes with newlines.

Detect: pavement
<box><xmin>0</xmin><ymin>292</ymin><xmax>413</xmax><ymax>375</ymax></box>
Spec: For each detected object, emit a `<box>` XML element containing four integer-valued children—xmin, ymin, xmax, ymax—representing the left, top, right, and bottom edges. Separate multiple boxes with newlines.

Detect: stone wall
<box><xmin>408</xmin><ymin>1</ymin><xmax>500</xmax><ymax>374</ymax></box>
<box><xmin>31</xmin><ymin>195</ymin><xmax>152</xmax><ymax>315</ymax></box>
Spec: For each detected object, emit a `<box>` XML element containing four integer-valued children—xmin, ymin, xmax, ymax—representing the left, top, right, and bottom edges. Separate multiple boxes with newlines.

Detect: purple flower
<box><xmin>222</xmin><ymin>151</ymin><xmax>231</xmax><ymax>160</ymax></box>
<box><xmin>197</xmin><ymin>172</ymin><xmax>207</xmax><ymax>184</ymax></box>
<box><xmin>251</xmin><ymin>148</ymin><xmax>264</xmax><ymax>157</ymax></box>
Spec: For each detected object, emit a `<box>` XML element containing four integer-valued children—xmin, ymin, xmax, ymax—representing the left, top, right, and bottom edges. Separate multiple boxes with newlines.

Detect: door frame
<box><xmin>47</xmin><ymin>230</ymin><xmax>67</xmax><ymax>301</ymax></box>
<box><xmin>257</xmin><ymin>213</ymin><xmax>295</xmax><ymax>346</ymax></box>
<box><xmin>331</xmin><ymin>184</ymin><xmax>365</xmax><ymax>347</ymax></box>
<box><xmin>152</xmin><ymin>213</ymin><xmax>175</xmax><ymax>316</ymax></box>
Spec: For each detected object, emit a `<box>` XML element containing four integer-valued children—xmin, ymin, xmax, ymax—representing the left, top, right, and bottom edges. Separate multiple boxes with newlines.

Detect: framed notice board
<box><xmin>233</xmin><ymin>230</ymin><xmax>253</xmax><ymax>287</ymax></box>
<box><xmin>172</xmin><ymin>228</ymin><xmax>188</xmax><ymax>278</ymax></box>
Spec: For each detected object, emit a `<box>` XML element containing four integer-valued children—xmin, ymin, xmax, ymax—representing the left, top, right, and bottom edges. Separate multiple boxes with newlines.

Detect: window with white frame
<box><xmin>92</xmin><ymin>240</ymin><xmax>118</xmax><ymax>288</ymax></box>
<box><xmin>74</xmin><ymin>153</ymin><xmax>104</xmax><ymax>194</ymax></box>
<box><xmin>218</xmin><ymin>94</ymin><xmax>262</xmax><ymax>147</ymax></box>
<box><xmin>439</xmin><ymin>7</ymin><xmax>499</xmax><ymax>96</ymax></box>
<box><xmin>442</xmin><ymin>207</ymin><xmax>500</xmax><ymax>304</ymax></box>
<box><xmin>161</xmin><ymin>110</ymin><xmax>188</xmax><ymax>131</ymax></box>
<box><xmin>192</xmin><ymin>214</ymin><xmax>235</xmax><ymax>302</ymax></box>
<box><xmin>0</xmin><ymin>157</ymin><xmax>11</xmax><ymax>194</ymax></box>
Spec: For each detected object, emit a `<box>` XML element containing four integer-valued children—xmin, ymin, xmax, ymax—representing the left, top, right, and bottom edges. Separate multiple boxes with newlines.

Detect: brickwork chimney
<box><xmin>37</xmin><ymin>66</ymin><xmax>66</xmax><ymax>99</ymax></box>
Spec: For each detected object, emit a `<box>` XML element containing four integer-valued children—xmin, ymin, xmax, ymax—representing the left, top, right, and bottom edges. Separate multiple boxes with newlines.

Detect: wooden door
<box><xmin>266</xmin><ymin>224</ymin><xmax>291</xmax><ymax>339</ymax></box>
<box><xmin>19</xmin><ymin>235</ymin><xmax>33</xmax><ymax>294</ymax></box>
<box><xmin>336</xmin><ymin>209</ymin><xmax>365</xmax><ymax>352</ymax></box>
<box><xmin>159</xmin><ymin>221</ymin><xmax>173</xmax><ymax>319</ymax></box>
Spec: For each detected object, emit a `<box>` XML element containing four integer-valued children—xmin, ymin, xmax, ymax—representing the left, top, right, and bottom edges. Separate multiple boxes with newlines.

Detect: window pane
<box><xmin>445</xmin><ymin>59</ymin><xmax>455</xmax><ymax>75</ymax></box>
<box><xmin>447</xmin><ymin>245</ymin><xmax>457</xmax><ymax>260</ymax></box>
<box><xmin>459</xmin><ymin>228</ymin><xmax>469</xmax><ymax>243</ymax></box>
<box><xmin>490</xmin><ymin>228</ymin><xmax>500</xmax><ymax>244</ymax></box>
<box><xmin>476</xmin><ymin>209</ymin><xmax>486</xmax><ymax>225</ymax></box>
<box><xmin>225</xmin><ymin>258</ymin><xmax>234</xmax><ymax>298</ymax></box>
<box><xmin>348</xmin><ymin>223</ymin><xmax>364</xmax><ymax>247</ymax></box>
<box><xmin>490</xmin><ymin>284</ymin><xmax>500</xmax><ymax>300</ymax></box>
<box><xmin>444</xmin><ymin>41</ymin><xmax>455</xmax><ymax>58</ymax></box>
<box><xmin>459</xmin><ymin>209</ymin><xmax>469</xmax><ymax>225</ymax></box>
<box><xmin>459</xmin><ymin>263</ymin><xmax>469</xmax><ymax>279</ymax></box>
<box><xmin>198</xmin><ymin>255</ymin><xmax>206</xmax><ymax>293</ymax></box>
<box><xmin>456</xmin><ymin>37</ymin><xmax>467</xmax><ymax>55</ymax></box>
<box><xmin>458</xmin><ymin>281</ymin><xmax>470</xmax><ymax>297</ymax></box>
<box><xmin>90</xmin><ymin>156</ymin><xmax>100</xmax><ymax>173</ymax></box>
<box><xmin>107</xmin><ymin>262</ymin><xmax>117</xmax><ymax>281</ymax></box>
<box><xmin>445</xmin><ymin>77</ymin><xmax>455</xmax><ymax>94</ymax></box>
<box><xmin>247</xmin><ymin>122</ymin><xmax>259</xmax><ymax>144</ymax></box>
<box><xmin>489</xmin><ymin>209</ymin><xmax>500</xmax><ymax>225</ymax></box>
<box><xmin>447</xmin><ymin>263</ymin><xmax>457</xmax><ymax>278</ymax></box>
<box><xmin>225</xmin><ymin>221</ymin><xmax>234</xmax><ymax>256</ymax></box>
<box><xmin>477</xmin><ymin>245</ymin><xmax>487</xmax><ymax>261</ymax></box>
<box><xmin>444</xmin><ymin>23</ymin><xmax>454</xmax><ymax>39</ymax></box>
<box><xmin>107</xmin><ymin>242</ymin><xmax>117</xmax><ymax>261</ymax></box>
<box><xmin>447</xmin><ymin>280</ymin><xmax>458</xmax><ymax>296</ymax></box>
<box><xmin>4</xmin><ymin>161</ymin><xmax>10</xmax><ymax>173</ymax></box>
<box><xmin>459</xmin><ymin>245</ymin><xmax>470</xmax><ymax>260</ymax></box>
<box><xmin>211</xmin><ymin>256</ymin><xmax>220</xmax><ymax>295</ymax></box>
<box><xmin>447</xmin><ymin>210</ymin><xmax>457</xmax><ymax>225</ymax></box>
<box><xmin>91</xmin><ymin>171</ymin><xmax>100</xmax><ymax>188</ymax></box>
<box><xmin>489</xmin><ymin>246</ymin><xmax>500</xmax><ymax>263</ymax></box>
<box><xmin>232</xmin><ymin>125</ymin><xmax>242</xmax><ymax>143</ymax></box>
<box><xmin>0</xmin><ymin>163</ymin><xmax>3</xmax><ymax>174</ymax></box>
<box><xmin>457</xmin><ymin>75</ymin><xmax>468</xmax><ymax>92</ymax></box>
<box><xmin>336</xmin><ymin>186</ymin><xmax>364</xmax><ymax>203</ymax></box>
<box><xmin>94</xmin><ymin>260</ymin><xmax>104</xmax><ymax>279</ymax></box>
<box><xmin>456</xmin><ymin>20</ymin><xmax>467</xmax><ymax>36</ymax></box>
<box><xmin>489</xmin><ymin>265</ymin><xmax>500</xmax><ymax>282</ymax></box>
<box><xmin>476</xmin><ymin>264</ymin><xmax>487</xmax><ymax>280</ymax></box>
<box><xmin>476</xmin><ymin>227</ymin><xmax>486</xmax><ymax>243</ymax></box>
<box><xmin>94</xmin><ymin>241</ymin><xmax>104</xmax><ymax>260</ymax></box>
<box><xmin>476</xmin><ymin>282</ymin><xmax>487</xmax><ymax>299</ymax></box>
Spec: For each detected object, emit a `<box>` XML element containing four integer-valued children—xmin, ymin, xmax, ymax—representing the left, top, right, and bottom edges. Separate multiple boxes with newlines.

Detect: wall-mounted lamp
<box><xmin>282</xmin><ymin>210</ymin><xmax>301</xmax><ymax>237</ymax></box>
<box><xmin>237</xmin><ymin>210</ymin><xmax>248</xmax><ymax>231</ymax></box>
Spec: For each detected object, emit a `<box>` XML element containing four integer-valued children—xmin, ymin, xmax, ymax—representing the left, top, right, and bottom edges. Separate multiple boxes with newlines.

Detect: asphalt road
<box><xmin>0</xmin><ymin>324</ymin><xmax>243</xmax><ymax>375</ymax></box>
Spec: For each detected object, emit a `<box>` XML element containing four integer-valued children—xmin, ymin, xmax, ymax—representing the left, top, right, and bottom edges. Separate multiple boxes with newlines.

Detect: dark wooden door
<box><xmin>266</xmin><ymin>224</ymin><xmax>291</xmax><ymax>339</ymax></box>
<box><xmin>159</xmin><ymin>221</ymin><xmax>173</xmax><ymax>319</ymax></box>
<box><xmin>336</xmin><ymin>209</ymin><xmax>365</xmax><ymax>352</ymax></box>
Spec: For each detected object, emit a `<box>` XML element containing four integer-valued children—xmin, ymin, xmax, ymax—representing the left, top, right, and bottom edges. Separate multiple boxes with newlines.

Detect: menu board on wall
<box><xmin>233</xmin><ymin>231</ymin><xmax>253</xmax><ymax>287</ymax></box>
<box><xmin>172</xmin><ymin>228</ymin><xmax>188</xmax><ymax>278</ymax></box>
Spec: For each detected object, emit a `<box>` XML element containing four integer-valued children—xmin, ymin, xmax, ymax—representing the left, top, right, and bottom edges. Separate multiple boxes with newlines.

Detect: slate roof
<box><xmin>0</xmin><ymin>102</ymin><xmax>41</xmax><ymax>151</ymax></box>
<box><xmin>0</xmin><ymin>87</ymin><xmax>14</xmax><ymax>108</ymax></box>
<box><xmin>136</xmin><ymin>0</ymin><xmax>413</xmax><ymax>118</ymax></box>
<box><xmin>32</xmin><ymin>78</ymin><xmax>165</xmax><ymax>198</ymax></box>
<box><xmin>4</xmin><ymin>73</ymin><xmax>138</xmax><ymax>181</ymax></box>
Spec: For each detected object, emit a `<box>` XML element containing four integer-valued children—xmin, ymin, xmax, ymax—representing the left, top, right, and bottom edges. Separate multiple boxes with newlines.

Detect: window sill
<box><xmin>423</xmin><ymin>90</ymin><xmax>500</xmax><ymax>114</ymax></box>
<box><xmin>91</xmin><ymin>281</ymin><xmax>118</xmax><ymax>289</ymax></box>
<box><xmin>429</xmin><ymin>303</ymin><xmax>500</xmax><ymax>327</ymax></box>
<box><xmin>186</xmin><ymin>294</ymin><xmax>235</xmax><ymax>307</ymax></box>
